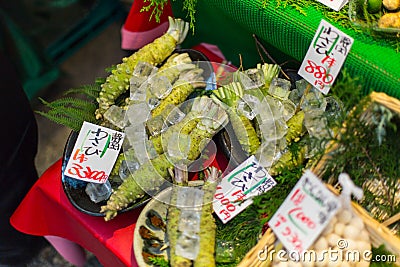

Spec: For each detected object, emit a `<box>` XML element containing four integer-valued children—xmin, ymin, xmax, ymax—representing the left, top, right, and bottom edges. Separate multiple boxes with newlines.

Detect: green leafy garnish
<box><xmin>36</xmin><ymin>83</ymin><xmax>101</xmax><ymax>131</ymax></box>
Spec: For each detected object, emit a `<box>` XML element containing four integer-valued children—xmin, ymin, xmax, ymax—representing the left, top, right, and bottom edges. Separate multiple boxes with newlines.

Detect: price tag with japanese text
<box><xmin>316</xmin><ymin>0</ymin><xmax>348</xmax><ymax>11</ymax></box>
<box><xmin>269</xmin><ymin>170</ymin><xmax>341</xmax><ymax>253</ymax></box>
<box><xmin>64</xmin><ymin>121</ymin><xmax>125</xmax><ymax>184</ymax></box>
<box><xmin>213</xmin><ymin>155</ymin><xmax>277</xmax><ymax>224</ymax></box>
<box><xmin>298</xmin><ymin>19</ymin><xmax>354</xmax><ymax>94</ymax></box>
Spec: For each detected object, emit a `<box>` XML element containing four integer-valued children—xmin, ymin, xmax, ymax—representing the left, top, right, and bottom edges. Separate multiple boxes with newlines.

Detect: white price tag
<box><xmin>213</xmin><ymin>156</ymin><xmax>276</xmax><ymax>223</ymax></box>
<box><xmin>269</xmin><ymin>170</ymin><xmax>341</xmax><ymax>253</ymax></box>
<box><xmin>316</xmin><ymin>0</ymin><xmax>348</xmax><ymax>11</ymax></box>
<box><xmin>298</xmin><ymin>19</ymin><xmax>354</xmax><ymax>94</ymax></box>
<box><xmin>64</xmin><ymin>121</ymin><xmax>125</xmax><ymax>183</ymax></box>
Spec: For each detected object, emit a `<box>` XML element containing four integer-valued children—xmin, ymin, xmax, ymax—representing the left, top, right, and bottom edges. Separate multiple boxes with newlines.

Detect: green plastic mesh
<box><xmin>186</xmin><ymin>0</ymin><xmax>400</xmax><ymax>99</ymax></box>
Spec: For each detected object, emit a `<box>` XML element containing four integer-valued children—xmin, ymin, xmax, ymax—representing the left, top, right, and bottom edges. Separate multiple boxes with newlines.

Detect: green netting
<box><xmin>176</xmin><ymin>0</ymin><xmax>400</xmax><ymax>99</ymax></box>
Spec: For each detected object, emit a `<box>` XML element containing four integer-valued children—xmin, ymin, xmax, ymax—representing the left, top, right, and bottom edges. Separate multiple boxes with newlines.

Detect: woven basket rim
<box><xmin>238</xmin><ymin>91</ymin><xmax>400</xmax><ymax>266</ymax></box>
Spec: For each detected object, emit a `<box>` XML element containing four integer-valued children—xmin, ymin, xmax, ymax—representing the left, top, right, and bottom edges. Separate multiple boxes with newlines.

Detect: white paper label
<box><xmin>269</xmin><ymin>170</ymin><xmax>341</xmax><ymax>253</ymax></box>
<box><xmin>64</xmin><ymin>121</ymin><xmax>125</xmax><ymax>183</ymax></box>
<box><xmin>298</xmin><ymin>19</ymin><xmax>354</xmax><ymax>94</ymax></box>
<box><xmin>316</xmin><ymin>0</ymin><xmax>348</xmax><ymax>11</ymax></box>
<box><xmin>213</xmin><ymin>156</ymin><xmax>276</xmax><ymax>223</ymax></box>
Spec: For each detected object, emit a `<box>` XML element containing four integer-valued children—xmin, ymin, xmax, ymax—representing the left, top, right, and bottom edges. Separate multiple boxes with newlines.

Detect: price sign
<box><xmin>316</xmin><ymin>0</ymin><xmax>348</xmax><ymax>11</ymax></box>
<box><xmin>298</xmin><ymin>19</ymin><xmax>354</xmax><ymax>95</ymax></box>
<box><xmin>213</xmin><ymin>156</ymin><xmax>277</xmax><ymax>223</ymax></box>
<box><xmin>64</xmin><ymin>121</ymin><xmax>125</xmax><ymax>183</ymax></box>
<box><xmin>269</xmin><ymin>170</ymin><xmax>341</xmax><ymax>252</ymax></box>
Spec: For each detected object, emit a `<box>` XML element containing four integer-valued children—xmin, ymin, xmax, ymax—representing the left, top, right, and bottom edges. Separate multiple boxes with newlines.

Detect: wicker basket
<box><xmin>238</xmin><ymin>92</ymin><xmax>400</xmax><ymax>267</ymax></box>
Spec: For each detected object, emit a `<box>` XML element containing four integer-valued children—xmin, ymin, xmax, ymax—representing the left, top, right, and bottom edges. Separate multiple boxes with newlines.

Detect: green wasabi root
<box><xmin>269</xmin><ymin>146</ymin><xmax>306</xmax><ymax>176</ymax></box>
<box><xmin>193</xmin><ymin>167</ymin><xmax>220</xmax><ymax>267</ymax></box>
<box><xmin>285</xmin><ymin>110</ymin><xmax>306</xmax><ymax>144</ymax></box>
<box><xmin>100</xmin><ymin>153</ymin><xmax>173</xmax><ymax>221</ymax></box>
<box><xmin>151</xmin><ymin>111</ymin><xmax>201</xmax><ymax>154</ymax></box>
<box><xmin>210</xmin><ymin>93</ymin><xmax>260</xmax><ymax>156</ymax></box>
<box><xmin>151</xmin><ymin>68</ymin><xmax>205</xmax><ymax>118</ymax></box>
<box><xmin>167</xmin><ymin>167</ymin><xmax>192</xmax><ymax>267</ymax></box>
<box><xmin>95</xmin><ymin>17</ymin><xmax>189</xmax><ymax>120</ymax></box>
<box><xmin>228</xmin><ymin>109</ymin><xmax>261</xmax><ymax>156</ymax></box>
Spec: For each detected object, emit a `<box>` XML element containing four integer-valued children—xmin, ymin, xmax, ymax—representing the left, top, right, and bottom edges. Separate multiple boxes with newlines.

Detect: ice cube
<box><xmin>148</xmin><ymin>97</ymin><xmax>161</xmax><ymax>110</ymax></box>
<box><xmin>304</xmin><ymin>109</ymin><xmax>330</xmax><ymax>138</ymax></box>
<box><xmin>176</xmin><ymin>186</ymin><xmax>204</xmax><ymax>209</ymax></box>
<box><xmin>103</xmin><ymin>105</ymin><xmax>127</xmax><ymax>129</ymax></box>
<box><xmin>126</xmin><ymin>102</ymin><xmax>151</xmax><ymax>126</ymax></box>
<box><xmin>119</xmin><ymin>159</ymin><xmax>140</xmax><ymax>180</ymax></box>
<box><xmin>236</xmin><ymin>94</ymin><xmax>261</xmax><ymax>120</ymax></box>
<box><xmin>241</xmin><ymin>68</ymin><xmax>265</xmax><ymax>90</ymax></box>
<box><xmin>289</xmin><ymin>89</ymin><xmax>301</xmax><ymax>106</ymax></box>
<box><xmin>130</xmin><ymin>82</ymin><xmax>147</xmax><ymax>102</ymax></box>
<box><xmin>131</xmin><ymin>61</ymin><xmax>158</xmax><ymax>86</ymax></box>
<box><xmin>257</xmin><ymin>95</ymin><xmax>284</xmax><ymax>123</ymax></box>
<box><xmin>125</xmin><ymin>124</ymin><xmax>147</xmax><ymax>145</ymax></box>
<box><xmin>176</xmin><ymin>231</ymin><xmax>200</xmax><ymax>260</ymax></box>
<box><xmin>146</xmin><ymin>115</ymin><xmax>167</xmax><ymax>136</ymax></box>
<box><xmin>258</xmin><ymin>118</ymin><xmax>288</xmax><ymax>141</ymax></box>
<box><xmin>166</xmin><ymin>133</ymin><xmax>191</xmax><ymax>160</ymax></box>
<box><xmin>295</xmin><ymin>79</ymin><xmax>310</xmax><ymax>95</ymax></box>
<box><xmin>236</xmin><ymin>69</ymin><xmax>264</xmax><ymax>90</ymax></box>
<box><xmin>131</xmin><ymin>139</ymin><xmax>158</xmax><ymax>164</ymax></box>
<box><xmin>216</xmin><ymin>240</ymin><xmax>236</xmax><ymax>263</ymax></box>
<box><xmin>281</xmin><ymin>99</ymin><xmax>296</xmax><ymax>121</ymax></box>
<box><xmin>301</xmin><ymin>88</ymin><xmax>327</xmax><ymax>112</ymax></box>
<box><xmin>165</xmin><ymin>105</ymin><xmax>185</xmax><ymax>125</ymax></box>
<box><xmin>268</xmin><ymin>77</ymin><xmax>291</xmax><ymax>100</ymax></box>
<box><xmin>148</xmin><ymin>75</ymin><xmax>173</xmax><ymax>99</ymax></box>
<box><xmin>85</xmin><ymin>181</ymin><xmax>112</xmax><ymax>203</ymax></box>
<box><xmin>325</xmin><ymin>96</ymin><xmax>343</xmax><ymax>120</ymax></box>
<box><xmin>129</xmin><ymin>75</ymin><xmax>146</xmax><ymax>90</ymax></box>
<box><xmin>179</xmin><ymin>210</ymin><xmax>201</xmax><ymax>233</ymax></box>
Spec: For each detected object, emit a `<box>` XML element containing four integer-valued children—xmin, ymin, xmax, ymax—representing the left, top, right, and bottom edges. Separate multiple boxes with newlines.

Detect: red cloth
<box><xmin>10</xmin><ymin>154</ymin><xmax>228</xmax><ymax>267</ymax></box>
<box><xmin>121</xmin><ymin>0</ymin><xmax>173</xmax><ymax>50</ymax></box>
<box><xmin>10</xmin><ymin>159</ymin><xmax>141</xmax><ymax>267</ymax></box>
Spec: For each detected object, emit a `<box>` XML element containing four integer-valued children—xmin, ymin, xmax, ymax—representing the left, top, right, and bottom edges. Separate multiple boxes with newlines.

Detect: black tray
<box><xmin>61</xmin><ymin>131</ymin><xmax>151</xmax><ymax>216</ymax></box>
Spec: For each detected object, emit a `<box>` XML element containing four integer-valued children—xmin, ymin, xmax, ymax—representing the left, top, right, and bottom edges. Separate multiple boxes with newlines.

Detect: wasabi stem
<box><xmin>193</xmin><ymin>167</ymin><xmax>221</xmax><ymax>267</ymax></box>
<box><xmin>101</xmin><ymin>153</ymin><xmax>173</xmax><ymax>221</ymax></box>
<box><xmin>257</xmin><ymin>63</ymin><xmax>281</xmax><ymax>94</ymax></box>
<box><xmin>285</xmin><ymin>110</ymin><xmax>306</xmax><ymax>144</ymax></box>
<box><xmin>151</xmin><ymin>110</ymin><xmax>201</xmax><ymax>155</ymax></box>
<box><xmin>211</xmin><ymin>89</ymin><xmax>260</xmax><ymax>156</ymax></box>
<box><xmin>151</xmin><ymin>68</ymin><xmax>205</xmax><ymax>117</ymax></box>
<box><xmin>167</xmin><ymin>166</ymin><xmax>192</xmax><ymax>267</ymax></box>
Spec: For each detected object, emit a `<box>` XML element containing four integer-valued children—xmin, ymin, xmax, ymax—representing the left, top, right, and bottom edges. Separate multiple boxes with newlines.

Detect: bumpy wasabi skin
<box><xmin>95</xmin><ymin>17</ymin><xmax>189</xmax><ymax>119</ymax></box>
<box><xmin>269</xmin><ymin>146</ymin><xmax>306</xmax><ymax>176</ymax></box>
<box><xmin>285</xmin><ymin>110</ymin><xmax>306</xmax><ymax>144</ymax></box>
<box><xmin>228</xmin><ymin>109</ymin><xmax>261</xmax><ymax>156</ymax></box>
<box><xmin>193</xmin><ymin>168</ymin><xmax>219</xmax><ymax>267</ymax></box>
<box><xmin>168</xmin><ymin>185</ymin><xmax>192</xmax><ymax>267</ymax></box>
<box><xmin>151</xmin><ymin>111</ymin><xmax>201</xmax><ymax>154</ymax></box>
<box><xmin>151</xmin><ymin>82</ymin><xmax>195</xmax><ymax>118</ymax></box>
<box><xmin>101</xmin><ymin>153</ymin><xmax>173</xmax><ymax>221</ymax></box>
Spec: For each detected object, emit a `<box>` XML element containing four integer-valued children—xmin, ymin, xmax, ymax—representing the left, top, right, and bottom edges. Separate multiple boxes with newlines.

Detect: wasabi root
<box><xmin>193</xmin><ymin>167</ymin><xmax>220</xmax><ymax>267</ymax></box>
<box><xmin>96</xmin><ymin>17</ymin><xmax>189</xmax><ymax>119</ymax></box>
<box><xmin>101</xmin><ymin>153</ymin><xmax>173</xmax><ymax>221</ymax></box>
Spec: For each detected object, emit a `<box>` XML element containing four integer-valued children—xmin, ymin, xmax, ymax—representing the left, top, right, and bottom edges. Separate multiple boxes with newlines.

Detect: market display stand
<box><xmin>10</xmin><ymin>159</ymin><xmax>141</xmax><ymax>267</ymax></box>
<box><xmin>173</xmin><ymin>0</ymin><xmax>400</xmax><ymax>98</ymax></box>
